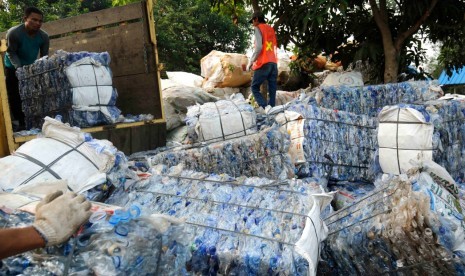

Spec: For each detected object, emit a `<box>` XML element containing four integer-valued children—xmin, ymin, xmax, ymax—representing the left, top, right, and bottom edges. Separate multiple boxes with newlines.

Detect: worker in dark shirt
<box><xmin>4</xmin><ymin>6</ymin><xmax>49</xmax><ymax>130</ymax></box>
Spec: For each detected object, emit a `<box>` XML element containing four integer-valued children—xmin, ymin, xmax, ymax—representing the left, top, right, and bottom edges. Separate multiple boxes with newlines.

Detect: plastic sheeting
<box><xmin>162</xmin><ymin>85</ymin><xmax>219</xmax><ymax>131</ymax></box>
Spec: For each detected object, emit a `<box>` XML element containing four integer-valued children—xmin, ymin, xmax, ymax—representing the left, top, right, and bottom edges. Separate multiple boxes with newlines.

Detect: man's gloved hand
<box><xmin>33</xmin><ymin>191</ymin><xmax>91</xmax><ymax>246</ymax></box>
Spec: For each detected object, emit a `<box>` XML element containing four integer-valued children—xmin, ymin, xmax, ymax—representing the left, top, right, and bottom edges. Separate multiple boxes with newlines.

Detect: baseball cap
<box><xmin>248</xmin><ymin>11</ymin><xmax>264</xmax><ymax>23</ymax></box>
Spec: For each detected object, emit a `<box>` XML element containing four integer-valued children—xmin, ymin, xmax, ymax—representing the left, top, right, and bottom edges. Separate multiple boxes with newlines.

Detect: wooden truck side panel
<box><xmin>0</xmin><ymin>1</ymin><xmax>166</xmax><ymax>155</ymax></box>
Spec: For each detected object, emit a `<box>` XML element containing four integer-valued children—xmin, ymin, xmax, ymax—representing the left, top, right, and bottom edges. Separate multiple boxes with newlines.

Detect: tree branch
<box><xmin>379</xmin><ymin>0</ymin><xmax>388</xmax><ymax>21</ymax></box>
<box><xmin>251</xmin><ymin>0</ymin><xmax>260</xmax><ymax>12</ymax></box>
<box><xmin>369</xmin><ymin>0</ymin><xmax>391</xmax><ymax>39</ymax></box>
<box><xmin>394</xmin><ymin>0</ymin><xmax>439</xmax><ymax>50</ymax></box>
<box><xmin>272</xmin><ymin>10</ymin><xmax>290</xmax><ymax>31</ymax></box>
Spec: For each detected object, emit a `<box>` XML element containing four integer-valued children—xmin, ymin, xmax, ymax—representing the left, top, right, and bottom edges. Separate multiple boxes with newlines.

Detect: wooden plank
<box><xmin>89</xmin><ymin>130</ymin><xmax>109</xmax><ymax>141</ymax></box>
<box><xmin>0</xmin><ymin>3</ymin><xmax>143</xmax><ymax>40</ymax></box>
<box><xmin>0</xmin><ymin>39</ymin><xmax>6</xmax><ymax>52</ymax></box>
<box><xmin>0</xmin><ymin>54</ymin><xmax>13</xmax><ymax>156</ymax></box>
<box><xmin>49</xmin><ymin>22</ymin><xmax>149</xmax><ymax>77</ymax></box>
<box><xmin>113</xmin><ymin>73</ymin><xmax>162</xmax><ymax>117</ymax></box>
<box><xmin>42</xmin><ymin>2</ymin><xmax>143</xmax><ymax>37</ymax></box>
<box><xmin>110</xmin><ymin>127</ymin><xmax>131</xmax><ymax>153</ymax></box>
<box><xmin>145</xmin><ymin>0</ymin><xmax>165</xmax><ymax>122</ymax></box>
<box><xmin>131</xmin><ymin>125</ymin><xmax>150</xmax><ymax>153</ymax></box>
<box><xmin>130</xmin><ymin>123</ymin><xmax>164</xmax><ymax>153</ymax></box>
<box><xmin>14</xmin><ymin>119</ymin><xmax>165</xmax><ymax>142</ymax></box>
<box><xmin>149</xmin><ymin>122</ymin><xmax>167</xmax><ymax>149</ymax></box>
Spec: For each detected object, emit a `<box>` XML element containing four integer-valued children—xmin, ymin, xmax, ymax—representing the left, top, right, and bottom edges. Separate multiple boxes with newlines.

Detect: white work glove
<box><xmin>33</xmin><ymin>191</ymin><xmax>92</xmax><ymax>246</ymax></box>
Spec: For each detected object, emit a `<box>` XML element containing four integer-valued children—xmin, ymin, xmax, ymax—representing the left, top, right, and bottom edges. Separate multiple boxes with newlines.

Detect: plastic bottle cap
<box><xmin>107</xmin><ymin>244</ymin><xmax>122</xmax><ymax>256</ymax></box>
<box><xmin>112</xmin><ymin>256</ymin><xmax>121</xmax><ymax>269</ymax></box>
<box><xmin>115</xmin><ymin>225</ymin><xmax>129</xmax><ymax>237</ymax></box>
<box><xmin>114</xmin><ymin>209</ymin><xmax>131</xmax><ymax>222</ymax></box>
<box><xmin>113</xmin><ymin>237</ymin><xmax>129</xmax><ymax>247</ymax></box>
<box><xmin>89</xmin><ymin>210</ymin><xmax>107</xmax><ymax>224</ymax></box>
<box><xmin>77</xmin><ymin>230</ymin><xmax>96</xmax><ymax>247</ymax></box>
<box><xmin>109</xmin><ymin>215</ymin><xmax>120</xmax><ymax>225</ymax></box>
<box><xmin>129</xmin><ymin>205</ymin><xmax>141</xmax><ymax>218</ymax></box>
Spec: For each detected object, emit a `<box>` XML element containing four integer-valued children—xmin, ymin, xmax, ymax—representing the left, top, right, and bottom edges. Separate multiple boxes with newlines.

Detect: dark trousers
<box><xmin>251</xmin><ymin>62</ymin><xmax>278</xmax><ymax>108</ymax></box>
<box><xmin>5</xmin><ymin>67</ymin><xmax>25</xmax><ymax>126</ymax></box>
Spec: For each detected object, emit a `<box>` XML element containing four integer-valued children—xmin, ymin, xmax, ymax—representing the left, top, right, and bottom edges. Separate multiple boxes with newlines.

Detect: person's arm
<box><xmin>0</xmin><ymin>190</ymin><xmax>91</xmax><ymax>260</ymax></box>
<box><xmin>247</xmin><ymin>27</ymin><xmax>263</xmax><ymax>70</ymax></box>
<box><xmin>0</xmin><ymin>226</ymin><xmax>45</xmax><ymax>259</ymax></box>
<box><xmin>39</xmin><ymin>31</ymin><xmax>49</xmax><ymax>57</ymax></box>
<box><xmin>6</xmin><ymin>27</ymin><xmax>22</xmax><ymax>69</ymax></box>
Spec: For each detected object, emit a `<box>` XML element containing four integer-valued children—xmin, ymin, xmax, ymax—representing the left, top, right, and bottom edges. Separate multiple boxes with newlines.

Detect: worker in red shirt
<box><xmin>247</xmin><ymin>11</ymin><xmax>278</xmax><ymax>110</ymax></box>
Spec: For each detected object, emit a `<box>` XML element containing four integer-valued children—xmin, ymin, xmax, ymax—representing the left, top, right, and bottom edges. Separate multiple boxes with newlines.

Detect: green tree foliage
<box><xmin>0</xmin><ymin>0</ymin><xmax>112</xmax><ymax>32</ymax></box>
<box><xmin>154</xmin><ymin>0</ymin><xmax>251</xmax><ymax>75</ymax></box>
<box><xmin>213</xmin><ymin>0</ymin><xmax>465</xmax><ymax>84</ymax></box>
<box><xmin>1</xmin><ymin>0</ymin><xmax>248</xmax><ymax>76</ymax></box>
<box><xmin>111</xmin><ymin>0</ymin><xmax>137</xmax><ymax>6</ymax></box>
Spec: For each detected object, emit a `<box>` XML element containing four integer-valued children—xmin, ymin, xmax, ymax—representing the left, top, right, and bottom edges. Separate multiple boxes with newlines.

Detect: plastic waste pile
<box><xmin>185</xmin><ymin>94</ymin><xmax>257</xmax><ymax>143</ymax></box>
<box><xmin>16</xmin><ymin>50</ymin><xmax>121</xmax><ymax>129</ymax></box>
<box><xmin>378</xmin><ymin>97</ymin><xmax>465</xmax><ymax>182</ymax></box>
<box><xmin>106</xmin><ymin>165</ymin><xmax>333</xmax><ymax>275</ymax></box>
<box><xmin>327</xmin><ymin>181</ymin><xmax>376</xmax><ymax>210</ymax></box>
<box><xmin>310</xmin><ymin>80</ymin><xmax>442</xmax><ymax>117</ymax></box>
<box><xmin>272</xmin><ymin>98</ymin><xmax>378</xmax><ymax>181</ymax></box>
<box><xmin>148</xmin><ymin>125</ymin><xmax>294</xmax><ymax>180</ymax></box>
<box><xmin>0</xmin><ymin>205</ymin><xmax>189</xmax><ymax>275</ymax></box>
<box><xmin>318</xmin><ymin>167</ymin><xmax>465</xmax><ymax>275</ymax></box>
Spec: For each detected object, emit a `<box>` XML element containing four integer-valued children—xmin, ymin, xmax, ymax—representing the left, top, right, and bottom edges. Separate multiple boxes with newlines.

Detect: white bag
<box><xmin>72</xmin><ymin>86</ymin><xmax>116</xmax><ymax>106</ymax></box>
<box><xmin>378</xmin><ymin>106</ymin><xmax>433</xmax><ymax>174</ymax></box>
<box><xmin>321</xmin><ymin>71</ymin><xmax>363</xmax><ymax>87</ymax></box>
<box><xmin>0</xmin><ymin>117</ymin><xmax>116</xmax><ymax>193</ymax></box>
<box><xmin>275</xmin><ymin>111</ymin><xmax>306</xmax><ymax>164</ymax></box>
<box><xmin>166</xmin><ymin>71</ymin><xmax>204</xmax><ymax>88</ymax></box>
<box><xmin>197</xmin><ymin>106</ymin><xmax>256</xmax><ymax>142</ymax></box>
<box><xmin>162</xmin><ymin>85</ymin><xmax>219</xmax><ymax>130</ymax></box>
<box><xmin>190</xmin><ymin>95</ymin><xmax>257</xmax><ymax>143</ymax></box>
<box><xmin>295</xmin><ymin>192</ymin><xmax>335</xmax><ymax>276</ymax></box>
<box><xmin>65</xmin><ymin>57</ymin><xmax>112</xmax><ymax>87</ymax></box>
<box><xmin>201</xmin><ymin>50</ymin><xmax>251</xmax><ymax>88</ymax></box>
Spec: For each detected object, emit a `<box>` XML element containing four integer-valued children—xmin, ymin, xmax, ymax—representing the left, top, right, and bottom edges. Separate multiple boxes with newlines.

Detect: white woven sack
<box><xmin>378</xmin><ymin>106</ymin><xmax>433</xmax><ymax>174</ymax></box>
<box><xmin>0</xmin><ymin>117</ymin><xmax>116</xmax><ymax>193</ymax></box>
<box><xmin>72</xmin><ymin>86</ymin><xmax>115</xmax><ymax>106</ymax></box>
<box><xmin>65</xmin><ymin>57</ymin><xmax>112</xmax><ymax>87</ymax></box>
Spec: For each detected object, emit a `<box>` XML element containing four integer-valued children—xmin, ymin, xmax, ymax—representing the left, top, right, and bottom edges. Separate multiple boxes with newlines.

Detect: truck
<box><xmin>0</xmin><ymin>0</ymin><xmax>166</xmax><ymax>157</ymax></box>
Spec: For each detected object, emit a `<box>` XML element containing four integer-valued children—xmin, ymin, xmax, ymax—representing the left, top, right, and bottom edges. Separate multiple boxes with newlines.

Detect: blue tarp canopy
<box><xmin>438</xmin><ymin>68</ymin><xmax>465</xmax><ymax>85</ymax></box>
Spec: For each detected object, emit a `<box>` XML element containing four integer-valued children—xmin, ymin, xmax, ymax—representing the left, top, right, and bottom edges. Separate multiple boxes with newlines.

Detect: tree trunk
<box><xmin>369</xmin><ymin>0</ymin><xmax>399</xmax><ymax>83</ymax></box>
<box><xmin>369</xmin><ymin>0</ymin><xmax>438</xmax><ymax>83</ymax></box>
<box><xmin>383</xmin><ymin>44</ymin><xmax>399</xmax><ymax>83</ymax></box>
<box><xmin>251</xmin><ymin>0</ymin><xmax>260</xmax><ymax>12</ymax></box>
